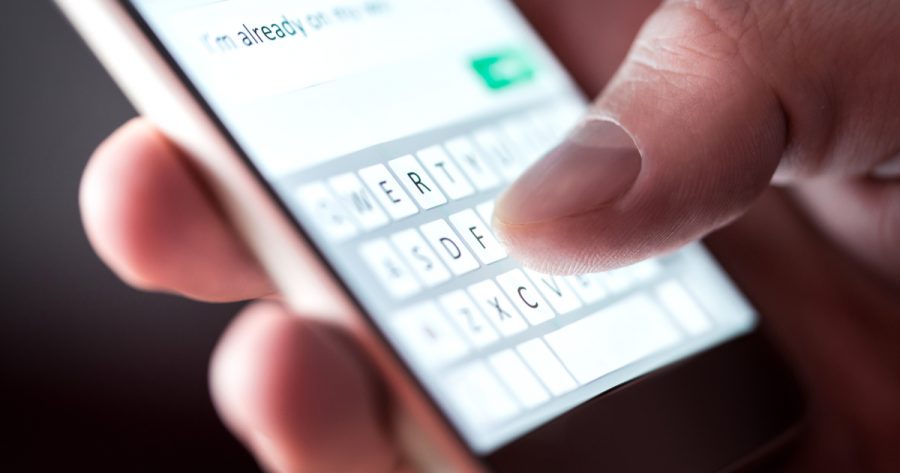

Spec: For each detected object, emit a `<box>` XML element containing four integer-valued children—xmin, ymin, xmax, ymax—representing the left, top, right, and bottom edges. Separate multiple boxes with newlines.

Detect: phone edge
<box><xmin>54</xmin><ymin>0</ymin><xmax>486</xmax><ymax>471</ymax></box>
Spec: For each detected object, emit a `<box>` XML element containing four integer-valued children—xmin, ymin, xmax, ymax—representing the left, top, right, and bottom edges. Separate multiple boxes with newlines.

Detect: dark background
<box><xmin>1</xmin><ymin>1</ymin><xmax>259</xmax><ymax>470</ymax></box>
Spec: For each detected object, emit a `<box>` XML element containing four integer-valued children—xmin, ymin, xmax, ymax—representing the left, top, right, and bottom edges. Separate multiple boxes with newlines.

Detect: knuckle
<box><xmin>628</xmin><ymin>0</ymin><xmax>777</xmax><ymax>95</ymax></box>
<box><xmin>659</xmin><ymin>0</ymin><xmax>767</xmax><ymax>59</ymax></box>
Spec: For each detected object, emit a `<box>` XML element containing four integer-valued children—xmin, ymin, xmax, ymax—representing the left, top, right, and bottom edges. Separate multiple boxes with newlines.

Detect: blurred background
<box><xmin>1</xmin><ymin>1</ymin><xmax>258</xmax><ymax>470</ymax></box>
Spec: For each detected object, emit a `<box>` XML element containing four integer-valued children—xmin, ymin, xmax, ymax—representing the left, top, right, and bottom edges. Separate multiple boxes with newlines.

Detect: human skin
<box><xmin>80</xmin><ymin>1</ymin><xmax>900</xmax><ymax>471</ymax></box>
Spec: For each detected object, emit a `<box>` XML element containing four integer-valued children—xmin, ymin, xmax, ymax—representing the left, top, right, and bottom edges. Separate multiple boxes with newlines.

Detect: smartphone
<box><xmin>58</xmin><ymin>1</ymin><xmax>803</xmax><ymax>471</ymax></box>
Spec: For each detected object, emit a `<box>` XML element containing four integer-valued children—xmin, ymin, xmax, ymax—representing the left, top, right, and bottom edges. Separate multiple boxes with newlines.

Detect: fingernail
<box><xmin>495</xmin><ymin>119</ymin><xmax>642</xmax><ymax>225</ymax></box>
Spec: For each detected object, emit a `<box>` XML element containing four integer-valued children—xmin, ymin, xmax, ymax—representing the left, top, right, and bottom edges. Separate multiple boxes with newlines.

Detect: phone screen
<box><xmin>129</xmin><ymin>0</ymin><xmax>757</xmax><ymax>453</ymax></box>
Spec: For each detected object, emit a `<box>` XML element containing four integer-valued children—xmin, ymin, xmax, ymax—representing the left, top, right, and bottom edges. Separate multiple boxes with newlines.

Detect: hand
<box><xmin>499</xmin><ymin>1</ymin><xmax>900</xmax><ymax>471</ymax></box>
<box><xmin>80</xmin><ymin>1</ymin><xmax>900</xmax><ymax>472</ymax></box>
<box><xmin>81</xmin><ymin>119</ymin><xmax>402</xmax><ymax>472</ymax></box>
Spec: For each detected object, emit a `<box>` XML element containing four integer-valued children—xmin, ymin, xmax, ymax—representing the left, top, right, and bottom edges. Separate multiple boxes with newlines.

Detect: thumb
<box><xmin>494</xmin><ymin>1</ymin><xmax>790</xmax><ymax>274</ymax></box>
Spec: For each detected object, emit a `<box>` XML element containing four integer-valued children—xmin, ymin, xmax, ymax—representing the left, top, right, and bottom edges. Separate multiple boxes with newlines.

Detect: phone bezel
<box><xmin>110</xmin><ymin>1</ymin><xmax>805</xmax><ymax>471</ymax></box>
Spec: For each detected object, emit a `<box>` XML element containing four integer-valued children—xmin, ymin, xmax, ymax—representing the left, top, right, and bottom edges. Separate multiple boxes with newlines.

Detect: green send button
<box><xmin>471</xmin><ymin>49</ymin><xmax>537</xmax><ymax>91</ymax></box>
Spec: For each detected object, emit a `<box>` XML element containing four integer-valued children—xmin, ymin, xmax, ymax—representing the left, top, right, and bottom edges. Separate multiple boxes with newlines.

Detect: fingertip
<box><xmin>80</xmin><ymin>119</ymin><xmax>273</xmax><ymax>301</ymax></box>
<box><xmin>80</xmin><ymin>118</ymin><xmax>174</xmax><ymax>291</ymax></box>
<box><xmin>494</xmin><ymin>213</ymin><xmax>663</xmax><ymax>275</ymax></box>
<box><xmin>210</xmin><ymin>303</ymin><xmax>398</xmax><ymax>473</ymax></box>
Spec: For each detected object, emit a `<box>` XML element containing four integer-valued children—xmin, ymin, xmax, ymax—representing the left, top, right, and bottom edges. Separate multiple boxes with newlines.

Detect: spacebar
<box><xmin>544</xmin><ymin>294</ymin><xmax>683</xmax><ymax>385</ymax></box>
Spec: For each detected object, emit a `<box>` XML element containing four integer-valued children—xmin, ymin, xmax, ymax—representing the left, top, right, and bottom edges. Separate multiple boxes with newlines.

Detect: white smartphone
<box><xmin>57</xmin><ymin>1</ymin><xmax>802</xmax><ymax>471</ymax></box>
